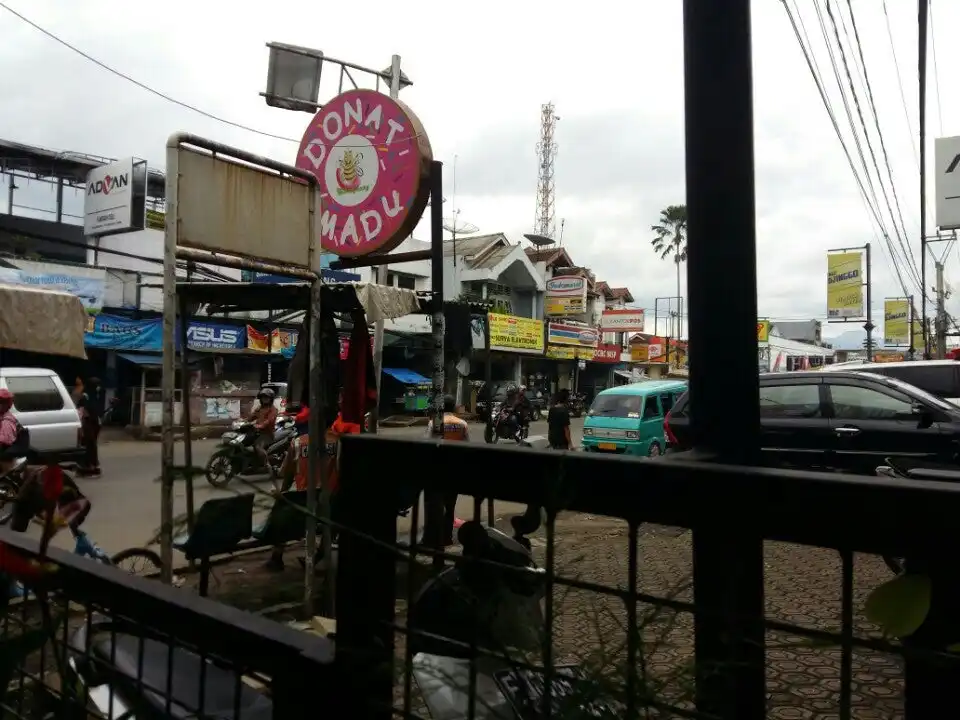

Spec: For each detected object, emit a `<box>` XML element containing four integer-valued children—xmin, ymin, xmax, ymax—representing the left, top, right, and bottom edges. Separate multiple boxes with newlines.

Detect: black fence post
<box><xmin>683</xmin><ymin>0</ymin><xmax>765</xmax><ymax>718</ymax></box>
<box><xmin>335</xmin><ymin>435</ymin><xmax>398</xmax><ymax>720</ymax></box>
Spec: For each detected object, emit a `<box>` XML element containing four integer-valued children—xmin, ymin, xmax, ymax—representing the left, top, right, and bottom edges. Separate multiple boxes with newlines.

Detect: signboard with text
<box><xmin>83</xmin><ymin>157</ymin><xmax>147</xmax><ymax>236</ymax></box>
<box><xmin>547</xmin><ymin>322</ymin><xmax>600</xmax><ymax>348</ymax></box>
<box><xmin>545</xmin><ymin>275</ymin><xmax>587</xmax><ymax>317</ymax></box>
<box><xmin>600</xmin><ymin>309</ymin><xmax>645</xmax><ymax>332</ymax></box>
<box><xmin>488</xmin><ymin>313</ymin><xmax>544</xmax><ymax>354</ymax></box>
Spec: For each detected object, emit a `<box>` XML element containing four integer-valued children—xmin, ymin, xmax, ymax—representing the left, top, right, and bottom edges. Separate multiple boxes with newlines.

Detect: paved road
<box><xmin>60</xmin><ymin>418</ymin><xmax>585</xmax><ymax>555</ymax></box>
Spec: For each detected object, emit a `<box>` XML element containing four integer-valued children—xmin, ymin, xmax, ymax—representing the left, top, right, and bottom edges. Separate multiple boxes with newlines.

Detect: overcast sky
<box><xmin>0</xmin><ymin>0</ymin><xmax>956</xmax><ymax>340</ymax></box>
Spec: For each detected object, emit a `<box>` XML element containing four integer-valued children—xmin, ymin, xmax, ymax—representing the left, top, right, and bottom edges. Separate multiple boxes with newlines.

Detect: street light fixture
<box><xmin>261</xmin><ymin>42</ymin><xmax>325</xmax><ymax>113</ymax></box>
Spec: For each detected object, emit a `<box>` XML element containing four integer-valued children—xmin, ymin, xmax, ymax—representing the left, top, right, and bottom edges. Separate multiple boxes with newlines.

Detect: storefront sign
<box><xmin>186</xmin><ymin>322</ymin><xmax>245</xmax><ymax>351</ymax></box>
<box><xmin>297</xmin><ymin>88</ymin><xmax>433</xmax><ymax>257</ymax></box>
<box><xmin>0</xmin><ymin>263</ymin><xmax>106</xmax><ymax>314</ymax></box>
<box><xmin>241</xmin><ymin>254</ymin><xmax>359</xmax><ymax>284</ymax></box>
<box><xmin>246</xmin><ymin>325</ymin><xmax>271</xmax><ymax>352</ymax></box>
<box><xmin>84</xmin><ymin>157</ymin><xmax>147</xmax><ymax>236</ymax></box>
<box><xmin>146</xmin><ymin>208</ymin><xmax>165</xmax><ymax>230</ymax></box>
<box><xmin>630</xmin><ymin>345</ymin><xmax>649</xmax><ymax>362</ymax></box>
<box><xmin>546</xmin><ymin>345</ymin><xmax>593</xmax><ymax>360</ymax></box>
<box><xmin>488</xmin><ymin>313</ymin><xmax>544</xmax><ymax>355</ymax></box>
<box><xmin>272</xmin><ymin>329</ymin><xmax>300</xmax><ymax>359</ymax></box>
<box><xmin>600</xmin><ymin>309</ymin><xmax>645</xmax><ymax>332</ymax></box>
<box><xmin>547</xmin><ymin>322</ymin><xmax>599</xmax><ymax>348</ymax></box>
<box><xmin>757</xmin><ymin>320</ymin><xmax>770</xmax><ymax>343</ymax></box>
<box><xmin>648</xmin><ymin>343</ymin><xmax>665</xmax><ymax>362</ymax></box>
<box><xmin>593</xmin><ymin>344</ymin><xmax>620</xmax><ymax>363</ymax></box>
<box><xmin>545</xmin><ymin>275</ymin><xmax>587</xmax><ymax>317</ymax></box>
<box><xmin>85</xmin><ymin>314</ymin><xmax>162</xmax><ymax>351</ymax></box>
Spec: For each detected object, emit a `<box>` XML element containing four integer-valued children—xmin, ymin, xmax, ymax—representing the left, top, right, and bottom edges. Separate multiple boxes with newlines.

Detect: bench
<box><xmin>173</xmin><ymin>490</ymin><xmax>312</xmax><ymax>596</ymax></box>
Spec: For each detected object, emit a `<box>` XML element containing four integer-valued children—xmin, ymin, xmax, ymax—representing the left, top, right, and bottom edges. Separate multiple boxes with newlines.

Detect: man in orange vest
<box><xmin>266</xmin><ymin>396</ymin><xmax>361</xmax><ymax>571</ymax></box>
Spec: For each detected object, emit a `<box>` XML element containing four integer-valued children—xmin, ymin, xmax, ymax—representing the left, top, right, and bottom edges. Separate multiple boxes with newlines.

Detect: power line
<box><xmin>882</xmin><ymin>0</ymin><xmax>919</xmax><ymax>170</ymax></box>
<box><xmin>0</xmin><ymin>1</ymin><xmax>299</xmax><ymax>143</ymax></box>
<box><xmin>843</xmin><ymin>0</ymin><xmax>919</xmax><ymax>280</ymax></box>
<box><xmin>929</xmin><ymin>0</ymin><xmax>944</xmax><ymax>135</ymax></box>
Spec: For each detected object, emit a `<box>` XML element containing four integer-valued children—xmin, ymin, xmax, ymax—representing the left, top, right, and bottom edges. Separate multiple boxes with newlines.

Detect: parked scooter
<box><xmin>411</xmin><ymin>520</ymin><xmax>618</xmax><ymax>718</ymax></box>
<box><xmin>569</xmin><ymin>393</ymin><xmax>586</xmax><ymax>418</ymax></box>
<box><xmin>67</xmin><ymin>616</ymin><xmax>273</xmax><ymax>719</ymax></box>
<box><xmin>205</xmin><ymin>415</ymin><xmax>297</xmax><ymax>488</ymax></box>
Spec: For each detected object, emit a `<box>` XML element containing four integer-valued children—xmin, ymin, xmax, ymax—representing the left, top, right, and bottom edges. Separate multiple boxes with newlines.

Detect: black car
<box><xmin>664</xmin><ymin>370</ymin><xmax>960</xmax><ymax>475</ymax></box>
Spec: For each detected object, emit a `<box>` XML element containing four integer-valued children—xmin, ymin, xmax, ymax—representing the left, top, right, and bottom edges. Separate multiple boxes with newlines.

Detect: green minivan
<box><xmin>581</xmin><ymin>380</ymin><xmax>688</xmax><ymax>457</ymax></box>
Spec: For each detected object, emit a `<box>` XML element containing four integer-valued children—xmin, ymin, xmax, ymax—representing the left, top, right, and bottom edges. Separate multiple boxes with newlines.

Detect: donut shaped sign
<box><xmin>296</xmin><ymin>89</ymin><xmax>433</xmax><ymax>257</ymax></box>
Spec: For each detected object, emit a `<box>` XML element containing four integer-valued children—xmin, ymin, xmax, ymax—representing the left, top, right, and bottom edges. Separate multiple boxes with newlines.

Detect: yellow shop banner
<box><xmin>827</xmin><ymin>251</ymin><xmax>863</xmax><ymax>318</ymax></box>
<box><xmin>488</xmin><ymin>313</ymin><xmax>544</xmax><ymax>355</ymax></box>
<box><xmin>883</xmin><ymin>299</ymin><xmax>909</xmax><ymax>346</ymax></box>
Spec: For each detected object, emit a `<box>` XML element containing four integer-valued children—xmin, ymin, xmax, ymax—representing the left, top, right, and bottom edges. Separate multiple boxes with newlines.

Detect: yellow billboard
<box><xmin>757</xmin><ymin>320</ymin><xmax>770</xmax><ymax>343</ymax></box>
<box><xmin>913</xmin><ymin>319</ymin><xmax>924</xmax><ymax>352</ymax></box>
<box><xmin>827</xmin><ymin>252</ymin><xmax>863</xmax><ymax>318</ymax></box>
<box><xmin>488</xmin><ymin>313</ymin><xmax>544</xmax><ymax>355</ymax></box>
<box><xmin>630</xmin><ymin>345</ymin><xmax>650</xmax><ymax>362</ymax></box>
<box><xmin>883</xmin><ymin>299</ymin><xmax>909</xmax><ymax>346</ymax></box>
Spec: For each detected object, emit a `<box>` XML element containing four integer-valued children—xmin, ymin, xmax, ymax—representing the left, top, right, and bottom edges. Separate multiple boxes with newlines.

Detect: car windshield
<box><xmin>855</xmin><ymin>372</ymin><xmax>957</xmax><ymax>412</ymax></box>
<box><xmin>588</xmin><ymin>393</ymin><xmax>643</xmax><ymax>418</ymax></box>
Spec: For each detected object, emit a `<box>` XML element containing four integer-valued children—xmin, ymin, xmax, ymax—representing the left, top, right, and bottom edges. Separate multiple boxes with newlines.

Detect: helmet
<box><xmin>258</xmin><ymin>387</ymin><xmax>276</xmax><ymax>400</ymax></box>
<box><xmin>0</xmin><ymin>389</ymin><xmax>13</xmax><ymax>403</ymax></box>
<box><xmin>519</xmin><ymin>385</ymin><xmax>527</xmax><ymax>392</ymax></box>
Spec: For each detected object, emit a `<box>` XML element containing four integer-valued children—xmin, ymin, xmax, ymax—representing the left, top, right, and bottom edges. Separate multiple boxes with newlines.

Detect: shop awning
<box><xmin>382</xmin><ymin>367</ymin><xmax>430</xmax><ymax>385</ymax></box>
<box><xmin>118</xmin><ymin>352</ymin><xmax>202</xmax><ymax>368</ymax></box>
<box><xmin>615</xmin><ymin>370</ymin><xmax>634</xmax><ymax>380</ymax></box>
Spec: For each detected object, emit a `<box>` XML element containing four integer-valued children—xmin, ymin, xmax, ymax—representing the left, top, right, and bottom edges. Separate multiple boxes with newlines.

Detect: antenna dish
<box><xmin>443</xmin><ymin>218</ymin><xmax>479</xmax><ymax>235</ymax></box>
<box><xmin>524</xmin><ymin>233</ymin><xmax>555</xmax><ymax>247</ymax></box>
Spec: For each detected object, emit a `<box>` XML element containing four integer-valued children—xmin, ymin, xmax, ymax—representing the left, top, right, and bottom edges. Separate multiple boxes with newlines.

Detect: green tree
<box><xmin>651</xmin><ymin>204</ymin><xmax>687</xmax><ymax>339</ymax></box>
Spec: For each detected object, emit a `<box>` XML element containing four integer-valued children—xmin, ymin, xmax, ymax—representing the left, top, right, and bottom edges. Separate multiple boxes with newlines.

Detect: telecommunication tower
<box><xmin>534</xmin><ymin>103</ymin><xmax>559</xmax><ymax>240</ymax></box>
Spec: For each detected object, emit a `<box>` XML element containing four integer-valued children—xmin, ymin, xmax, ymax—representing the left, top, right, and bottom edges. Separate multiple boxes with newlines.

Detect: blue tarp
<box><xmin>382</xmin><ymin>367</ymin><xmax>430</xmax><ymax>385</ymax></box>
<box><xmin>117</xmin><ymin>353</ymin><xmax>163</xmax><ymax>367</ymax></box>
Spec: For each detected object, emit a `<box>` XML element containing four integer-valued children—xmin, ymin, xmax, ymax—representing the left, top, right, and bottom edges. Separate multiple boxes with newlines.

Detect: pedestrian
<box><xmin>76</xmin><ymin>377</ymin><xmax>102</xmax><ymax>477</ymax></box>
<box><xmin>547</xmin><ymin>389</ymin><xmax>572</xmax><ymax>450</ymax></box>
<box><xmin>424</xmin><ymin>395</ymin><xmax>468</xmax><ymax>547</ymax></box>
<box><xmin>510</xmin><ymin>390</ymin><xmax>573</xmax><ymax>547</ymax></box>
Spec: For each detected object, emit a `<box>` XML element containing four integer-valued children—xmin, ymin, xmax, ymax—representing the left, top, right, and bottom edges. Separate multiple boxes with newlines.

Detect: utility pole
<box><xmin>919</xmin><ymin>0</ymin><xmax>929</xmax><ymax>357</ymax></box>
<box><xmin>935</xmin><ymin>261</ymin><xmax>948</xmax><ymax>358</ymax></box>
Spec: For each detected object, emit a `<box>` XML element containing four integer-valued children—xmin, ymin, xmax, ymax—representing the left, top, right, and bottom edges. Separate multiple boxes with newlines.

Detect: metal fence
<box><xmin>335</xmin><ymin>435</ymin><xmax>960</xmax><ymax>720</ymax></box>
<box><xmin>0</xmin><ymin>531</ymin><xmax>332</xmax><ymax>719</ymax></box>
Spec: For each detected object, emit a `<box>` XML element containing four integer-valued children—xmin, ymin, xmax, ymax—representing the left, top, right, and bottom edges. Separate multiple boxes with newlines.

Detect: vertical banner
<box><xmin>826</xmin><ymin>251</ymin><xmax>864</xmax><ymax>319</ymax></box>
<box><xmin>246</xmin><ymin>325</ymin><xmax>271</xmax><ymax>352</ymax></box>
<box><xmin>883</xmin><ymin>299</ymin><xmax>910</xmax><ymax>346</ymax></box>
<box><xmin>912</xmin><ymin>320</ymin><xmax>924</xmax><ymax>352</ymax></box>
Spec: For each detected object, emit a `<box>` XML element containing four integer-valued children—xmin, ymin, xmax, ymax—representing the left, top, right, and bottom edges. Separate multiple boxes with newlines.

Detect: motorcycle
<box><xmin>204</xmin><ymin>415</ymin><xmax>297</xmax><ymax>488</ymax></box>
<box><xmin>410</xmin><ymin>520</ymin><xmax>618</xmax><ymax>718</ymax></box>
<box><xmin>483</xmin><ymin>403</ymin><xmax>527</xmax><ymax>444</ymax></box>
<box><xmin>528</xmin><ymin>393</ymin><xmax>547</xmax><ymax>422</ymax></box>
<box><xmin>875</xmin><ymin>456</ymin><xmax>960</xmax><ymax>574</ymax></box>
<box><xmin>569</xmin><ymin>393</ymin><xmax>586</xmax><ymax>418</ymax></box>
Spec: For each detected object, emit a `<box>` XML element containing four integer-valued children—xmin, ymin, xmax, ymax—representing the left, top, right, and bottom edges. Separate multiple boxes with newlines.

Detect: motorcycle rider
<box><xmin>0</xmin><ymin>389</ymin><xmax>25</xmax><ymax>476</ymax></box>
<box><xmin>250</xmin><ymin>388</ymin><xmax>278</xmax><ymax>472</ymax></box>
<box><xmin>513</xmin><ymin>385</ymin><xmax>532</xmax><ymax>438</ymax></box>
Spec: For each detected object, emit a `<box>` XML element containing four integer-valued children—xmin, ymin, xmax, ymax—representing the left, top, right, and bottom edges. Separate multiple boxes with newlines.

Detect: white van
<box><xmin>0</xmin><ymin>368</ymin><xmax>83</xmax><ymax>457</ymax></box>
<box><xmin>824</xmin><ymin>359</ymin><xmax>960</xmax><ymax>406</ymax></box>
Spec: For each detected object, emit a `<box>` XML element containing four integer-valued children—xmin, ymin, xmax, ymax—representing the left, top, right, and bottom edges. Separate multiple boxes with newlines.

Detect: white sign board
<box><xmin>600</xmin><ymin>309</ymin><xmax>645</xmax><ymax>332</ymax></box>
<box><xmin>935</xmin><ymin>136</ymin><xmax>960</xmax><ymax>230</ymax></box>
<box><xmin>84</xmin><ymin>158</ymin><xmax>144</xmax><ymax>236</ymax></box>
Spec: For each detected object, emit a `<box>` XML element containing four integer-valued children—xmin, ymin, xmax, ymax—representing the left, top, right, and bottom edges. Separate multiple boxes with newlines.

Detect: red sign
<box><xmin>593</xmin><ymin>343</ymin><xmax>620</xmax><ymax>363</ymax></box>
<box><xmin>296</xmin><ymin>89</ymin><xmax>433</xmax><ymax>258</ymax></box>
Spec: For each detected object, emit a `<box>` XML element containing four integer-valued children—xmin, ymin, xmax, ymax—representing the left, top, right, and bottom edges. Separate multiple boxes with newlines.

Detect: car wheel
<box><xmin>648</xmin><ymin>442</ymin><xmax>662</xmax><ymax>457</ymax></box>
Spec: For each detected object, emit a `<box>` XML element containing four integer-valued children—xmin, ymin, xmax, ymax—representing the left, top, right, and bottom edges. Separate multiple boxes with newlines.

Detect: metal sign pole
<box><xmin>369</xmin><ymin>54</ymin><xmax>403</xmax><ymax>435</ymax></box>
<box><xmin>159</xmin><ymin>142</ymin><xmax>180</xmax><ymax>584</ymax></box>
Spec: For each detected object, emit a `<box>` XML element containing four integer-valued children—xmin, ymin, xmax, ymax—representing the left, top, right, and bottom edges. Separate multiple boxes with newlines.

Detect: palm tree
<box><xmin>651</xmin><ymin>204</ymin><xmax>687</xmax><ymax>338</ymax></box>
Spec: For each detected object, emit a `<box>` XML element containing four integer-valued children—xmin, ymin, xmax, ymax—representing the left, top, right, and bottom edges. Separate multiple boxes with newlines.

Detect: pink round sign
<box><xmin>296</xmin><ymin>89</ymin><xmax>433</xmax><ymax>257</ymax></box>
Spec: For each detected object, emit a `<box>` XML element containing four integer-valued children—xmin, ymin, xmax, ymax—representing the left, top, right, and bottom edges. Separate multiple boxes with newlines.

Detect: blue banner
<box><xmin>0</xmin><ymin>266</ymin><xmax>105</xmax><ymax>313</ymax></box>
<box><xmin>86</xmin><ymin>316</ymin><xmax>247</xmax><ymax>352</ymax></box>
<box><xmin>185</xmin><ymin>321</ymin><xmax>245</xmax><ymax>350</ymax></box>
<box><xmin>85</xmin><ymin>315</ymin><xmax>162</xmax><ymax>351</ymax></box>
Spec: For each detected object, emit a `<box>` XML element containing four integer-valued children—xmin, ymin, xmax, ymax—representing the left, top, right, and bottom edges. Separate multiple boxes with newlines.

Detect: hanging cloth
<box><xmin>341</xmin><ymin>311</ymin><xmax>377</xmax><ymax>426</ymax></box>
<box><xmin>443</xmin><ymin>302</ymin><xmax>473</xmax><ymax>356</ymax></box>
